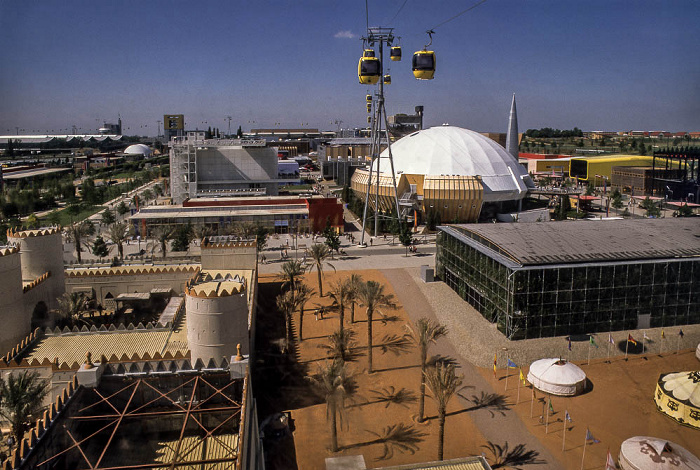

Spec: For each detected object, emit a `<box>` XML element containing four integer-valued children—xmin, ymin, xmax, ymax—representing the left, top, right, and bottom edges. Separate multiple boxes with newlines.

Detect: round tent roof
<box><xmin>654</xmin><ymin>370</ymin><xmax>700</xmax><ymax>429</ymax></box>
<box><xmin>696</xmin><ymin>343</ymin><xmax>699</xmax><ymax>361</ymax></box>
<box><xmin>527</xmin><ymin>358</ymin><xmax>587</xmax><ymax>396</ymax></box>
<box><xmin>619</xmin><ymin>436</ymin><xmax>700</xmax><ymax>470</ymax></box>
<box><xmin>371</xmin><ymin>126</ymin><xmax>533</xmax><ymax>202</ymax></box>
<box><xmin>124</xmin><ymin>144</ymin><xmax>152</xmax><ymax>156</ymax></box>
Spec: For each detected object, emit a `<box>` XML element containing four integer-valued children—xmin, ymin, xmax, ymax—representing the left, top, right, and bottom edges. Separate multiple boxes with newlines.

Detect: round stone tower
<box><xmin>0</xmin><ymin>246</ymin><xmax>27</xmax><ymax>353</ymax></box>
<box><xmin>7</xmin><ymin>227</ymin><xmax>66</xmax><ymax>309</ymax></box>
<box><xmin>185</xmin><ymin>272</ymin><xmax>249</xmax><ymax>364</ymax></box>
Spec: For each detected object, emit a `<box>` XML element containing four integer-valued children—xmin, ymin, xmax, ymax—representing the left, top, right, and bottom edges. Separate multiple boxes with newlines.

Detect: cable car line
<box><xmin>387</xmin><ymin>0</ymin><xmax>410</xmax><ymax>25</ymax></box>
<box><xmin>427</xmin><ymin>0</ymin><xmax>489</xmax><ymax>31</ymax></box>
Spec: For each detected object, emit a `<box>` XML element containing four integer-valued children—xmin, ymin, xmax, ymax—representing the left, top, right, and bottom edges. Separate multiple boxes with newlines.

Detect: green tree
<box><xmin>56</xmin><ymin>291</ymin><xmax>89</xmax><ymax>326</ymax></box>
<box><xmin>408</xmin><ymin>318</ymin><xmax>448</xmax><ymax>423</ymax></box>
<box><xmin>92</xmin><ymin>235</ymin><xmax>110</xmax><ymax>258</ymax></box>
<box><xmin>674</xmin><ymin>203</ymin><xmax>694</xmax><ymax>217</ymax></box>
<box><xmin>318</xmin><ymin>329</ymin><xmax>356</xmax><ymax>363</ymax></box>
<box><xmin>308</xmin><ymin>243</ymin><xmax>335</xmax><ymax>297</ymax></box>
<box><xmin>398</xmin><ymin>220</ymin><xmax>413</xmax><ymax>256</ymax></box>
<box><xmin>295</xmin><ymin>283</ymin><xmax>316</xmax><ymax>341</ymax></box>
<box><xmin>276</xmin><ymin>289</ymin><xmax>299</xmax><ymax>354</ymax></box>
<box><xmin>65</xmin><ymin>222</ymin><xmax>90</xmax><ymax>263</ymax></box>
<box><xmin>639</xmin><ymin>196</ymin><xmax>661</xmax><ymax>217</ymax></box>
<box><xmin>255</xmin><ymin>225</ymin><xmax>269</xmax><ymax>252</ymax></box>
<box><xmin>25</xmin><ymin>214</ymin><xmax>39</xmax><ymax>229</ymax></box>
<box><xmin>310</xmin><ymin>360</ymin><xmax>355</xmax><ymax>452</ymax></box>
<box><xmin>425</xmin><ymin>362</ymin><xmax>464</xmax><ymax>461</ymax></box>
<box><xmin>0</xmin><ymin>371</ymin><xmax>49</xmax><ymax>449</ymax></box>
<box><xmin>152</xmin><ymin>225</ymin><xmax>174</xmax><ymax>258</ymax></box>
<box><xmin>172</xmin><ymin>223</ymin><xmax>193</xmax><ymax>251</ymax></box>
<box><xmin>116</xmin><ymin>201</ymin><xmax>130</xmax><ymax>217</ymax></box>
<box><xmin>107</xmin><ymin>222</ymin><xmax>131</xmax><ymax>260</ymax></box>
<box><xmin>358</xmin><ymin>281</ymin><xmax>397</xmax><ymax>373</ymax></box>
<box><xmin>347</xmin><ymin>273</ymin><xmax>364</xmax><ymax>324</ymax></box>
<box><xmin>611</xmin><ymin>189</ymin><xmax>623</xmax><ymax>211</ymax></box>
<box><xmin>141</xmin><ymin>189</ymin><xmax>154</xmax><ymax>204</ymax></box>
<box><xmin>328</xmin><ymin>278</ymin><xmax>352</xmax><ymax>335</ymax></box>
<box><xmin>101</xmin><ymin>208</ymin><xmax>116</xmax><ymax>225</ymax></box>
<box><xmin>280</xmin><ymin>260</ymin><xmax>305</xmax><ymax>293</ymax></box>
<box><xmin>236</xmin><ymin>126</ymin><xmax>243</xmax><ymax>138</ymax></box>
<box><xmin>323</xmin><ymin>224</ymin><xmax>341</xmax><ymax>258</ymax></box>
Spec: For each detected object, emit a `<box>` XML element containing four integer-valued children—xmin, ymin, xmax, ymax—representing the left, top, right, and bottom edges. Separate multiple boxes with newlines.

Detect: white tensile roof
<box><xmin>659</xmin><ymin>371</ymin><xmax>700</xmax><ymax>408</ymax></box>
<box><xmin>619</xmin><ymin>436</ymin><xmax>700</xmax><ymax>470</ymax></box>
<box><xmin>527</xmin><ymin>358</ymin><xmax>587</xmax><ymax>396</ymax></box>
<box><xmin>371</xmin><ymin>126</ymin><xmax>533</xmax><ymax>202</ymax></box>
<box><xmin>124</xmin><ymin>144</ymin><xmax>152</xmax><ymax>155</ymax></box>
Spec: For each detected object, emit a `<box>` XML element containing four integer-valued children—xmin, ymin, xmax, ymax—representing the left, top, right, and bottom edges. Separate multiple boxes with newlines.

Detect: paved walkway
<box><xmin>381</xmin><ymin>267</ymin><xmax>562</xmax><ymax>470</ymax></box>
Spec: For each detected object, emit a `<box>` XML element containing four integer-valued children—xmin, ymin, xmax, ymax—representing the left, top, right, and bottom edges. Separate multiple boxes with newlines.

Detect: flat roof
<box><xmin>441</xmin><ymin>218</ymin><xmax>700</xmax><ymax>266</ymax></box>
<box><xmin>131</xmin><ymin>206</ymin><xmax>309</xmax><ymax>220</ymax></box>
<box><xmin>2</xmin><ymin>167</ymin><xmax>72</xmax><ymax>179</ymax></box>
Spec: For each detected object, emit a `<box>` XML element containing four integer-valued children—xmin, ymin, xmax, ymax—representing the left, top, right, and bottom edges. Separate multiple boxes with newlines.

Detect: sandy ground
<box><xmin>258</xmin><ymin>267</ymin><xmax>700</xmax><ymax>470</ymax></box>
<box><xmin>478</xmin><ymin>350</ymin><xmax>700</xmax><ymax>470</ymax></box>
<box><xmin>261</xmin><ymin>270</ymin><xmax>489</xmax><ymax>470</ymax></box>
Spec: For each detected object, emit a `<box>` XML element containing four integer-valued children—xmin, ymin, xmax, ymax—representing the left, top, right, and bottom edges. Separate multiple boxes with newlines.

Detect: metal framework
<box><xmin>651</xmin><ymin>147</ymin><xmax>700</xmax><ymax>200</ymax></box>
<box><xmin>360</xmin><ymin>27</ymin><xmax>403</xmax><ymax>245</ymax></box>
<box><xmin>36</xmin><ymin>374</ymin><xmax>242</xmax><ymax>470</ymax></box>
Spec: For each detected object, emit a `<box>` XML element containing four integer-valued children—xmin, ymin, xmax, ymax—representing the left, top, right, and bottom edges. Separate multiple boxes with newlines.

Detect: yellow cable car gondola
<box><xmin>383</xmin><ymin>74</ymin><xmax>391</xmax><ymax>85</ymax></box>
<box><xmin>366</xmin><ymin>94</ymin><xmax>372</xmax><ymax>102</ymax></box>
<box><xmin>358</xmin><ymin>49</ymin><xmax>380</xmax><ymax>85</ymax></box>
<box><xmin>390</xmin><ymin>46</ymin><xmax>402</xmax><ymax>61</ymax></box>
<box><xmin>367</xmin><ymin>116</ymin><xmax>371</xmax><ymax>123</ymax></box>
<box><xmin>366</xmin><ymin>103</ymin><xmax>372</xmax><ymax>113</ymax></box>
<box><xmin>412</xmin><ymin>50</ymin><xmax>435</xmax><ymax>80</ymax></box>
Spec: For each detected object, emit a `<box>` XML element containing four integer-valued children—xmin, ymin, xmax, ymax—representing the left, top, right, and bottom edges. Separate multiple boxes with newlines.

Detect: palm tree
<box><xmin>358</xmin><ymin>281</ymin><xmax>397</xmax><ymax>373</ymax></box>
<box><xmin>0</xmin><ymin>370</ymin><xmax>49</xmax><ymax>449</ymax></box>
<box><xmin>56</xmin><ymin>292</ymin><xmax>89</xmax><ymax>326</ymax></box>
<box><xmin>347</xmin><ymin>273</ymin><xmax>363</xmax><ymax>324</ymax></box>
<box><xmin>425</xmin><ymin>362</ymin><xmax>464</xmax><ymax>461</ymax></box>
<box><xmin>295</xmin><ymin>283</ymin><xmax>315</xmax><ymax>341</ymax></box>
<box><xmin>318</xmin><ymin>329</ymin><xmax>357</xmax><ymax>363</ymax></box>
<box><xmin>309</xmin><ymin>360</ymin><xmax>355</xmax><ymax>452</ymax></box>
<box><xmin>308</xmin><ymin>243</ymin><xmax>335</xmax><ymax>297</ymax></box>
<box><xmin>107</xmin><ymin>222</ymin><xmax>131</xmax><ymax>260</ymax></box>
<box><xmin>408</xmin><ymin>317</ymin><xmax>448</xmax><ymax>423</ymax></box>
<box><xmin>276</xmin><ymin>290</ymin><xmax>298</xmax><ymax>353</ymax></box>
<box><xmin>65</xmin><ymin>221</ymin><xmax>90</xmax><ymax>263</ymax></box>
<box><xmin>192</xmin><ymin>224</ymin><xmax>211</xmax><ymax>244</ymax></box>
<box><xmin>328</xmin><ymin>278</ymin><xmax>352</xmax><ymax>334</ymax></box>
<box><xmin>152</xmin><ymin>225</ymin><xmax>174</xmax><ymax>259</ymax></box>
<box><xmin>279</xmin><ymin>260</ymin><xmax>305</xmax><ymax>293</ymax></box>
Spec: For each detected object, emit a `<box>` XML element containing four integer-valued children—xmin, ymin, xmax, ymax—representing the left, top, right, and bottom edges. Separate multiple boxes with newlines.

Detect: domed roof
<box><xmin>527</xmin><ymin>358</ymin><xmax>587</xmax><ymax>396</ymax></box>
<box><xmin>619</xmin><ymin>436</ymin><xmax>700</xmax><ymax>470</ymax></box>
<box><xmin>371</xmin><ymin>126</ymin><xmax>533</xmax><ymax>202</ymax></box>
<box><xmin>124</xmin><ymin>144</ymin><xmax>152</xmax><ymax>156</ymax></box>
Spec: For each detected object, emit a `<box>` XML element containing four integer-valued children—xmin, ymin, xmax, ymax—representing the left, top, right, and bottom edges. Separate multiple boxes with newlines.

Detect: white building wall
<box><xmin>0</xmin><ymin>251</ymin><xmax>28</xmax><ymax>354</ymax></box>
<box><xmin>9</xmin><ymin>231</ymin><xmax>66</xmax><ymax>310</ymax></box>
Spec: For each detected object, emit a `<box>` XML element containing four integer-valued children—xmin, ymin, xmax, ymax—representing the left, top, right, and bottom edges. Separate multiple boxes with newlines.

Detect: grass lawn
<box><xmin>40</xmin><ymin>205</ymin><xmax>105</xmax><ymax>226</ymax></box>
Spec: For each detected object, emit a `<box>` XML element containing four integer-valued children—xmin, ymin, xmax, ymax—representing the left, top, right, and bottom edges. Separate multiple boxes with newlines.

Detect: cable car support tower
<box><xmin>360</xmin><ymin>27</ymin><xmax>403</xmax><ymax>246</ymax></box>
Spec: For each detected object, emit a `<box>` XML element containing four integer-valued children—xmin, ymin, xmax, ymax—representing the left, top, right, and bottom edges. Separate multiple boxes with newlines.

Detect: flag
<box><xmin>679</xmin><ymin>329</ymin><xmax>684</xmax><ymax>338</ymax></box>
<box><xmin>643</xmin><ymin>331</ymin><xmax>650</xmax><ymax>341</ymax></box>
<box><xmin>585</xmin><ymin>428</ymin><xmax>600</xmax><ymax>443</ymax></box>
<box><xmin>606</xmin><ymin>449</ymin><xmax>616</xmax><ymax>470</ymax></box>
<box><xmin>519</xmin><ymin>368</ymin><xmax>526</xmax><ymax>385</ymax></box>
<box><xmin>661</xmin><ymin>329</ymin><xmax>665</xmax><ymax>339</ymax></box>
<box><xmin>565</xmin><ymin>410</ymin><xmax>572</xmax><ymax>423</ymax></box>
<box><xmin>627</xmin><ymin>334</ymin><xmax>638</xmax><ymax>346</ymax></box>
<box><xmin>608</xmin><ymin>333</ymin><xmax>614</xmax><ymax>345</ymax></box>
<box><xmin>589</xmin><ymin>335</ymin><xmax>598</xmax><ymax>348</ymax></box>
<box><xmin>548</xmin><ymin>398</ymin><xmax>554</xmax><ymax>413</ymax></box>
<box><xmin>493</xmin><ymin>353</ymin><xmax>497</xmax><ymax>377</ymax></box>
<box><xmin>507</xmin><ymin>359</ymin><xmax>518</xmax><ymax>368</ymax></box>
<box><xmin>567</xmin><ymin>337</ymin><xmax>572</xmax><ymax>351</ymax></box>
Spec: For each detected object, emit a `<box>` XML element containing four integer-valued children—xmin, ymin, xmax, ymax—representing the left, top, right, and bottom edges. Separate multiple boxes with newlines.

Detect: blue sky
<box><xmin>1</xmin><ymin>0</ymin><xmax>699</xmax><ymax>136</ymax></box>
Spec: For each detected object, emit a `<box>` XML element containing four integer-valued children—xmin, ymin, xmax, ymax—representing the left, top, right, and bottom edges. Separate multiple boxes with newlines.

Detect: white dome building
<box><xmin>527</xmin><ymin>358</ymin><xmax>587</xmax><ymax>396</ymax></box>
<box><xmin>619</xmin><ymin>437</ymin><xmax>700</xmax><ymax>470</ymax></box>
<box><xmin>123</xmin><ymin>144</ymin><xmax>152</xmax><ymax>158</ymax></box>
<box><xmin>350</xmin><ymin>126</ymin><xmax>533</xmax><ymax>222</ymax></box>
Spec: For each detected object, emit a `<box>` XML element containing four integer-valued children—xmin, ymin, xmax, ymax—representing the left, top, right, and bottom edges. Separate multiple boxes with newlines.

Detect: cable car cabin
<box><xmin>358</xmin><ymin>50</ymin><xmax>380</xmax><ymax>85</ymax></box>
<box><xmin>383</xmin><ymin>74</ymin><xmax>391</xmax><ymax>85</ymax></box>
<box><xmin>412</xmin><ymin>50</ymin><xmax>436</xmax><ymax>80</ymax></box>
<box><xmin>366</xmin><ymin>103</ymin><xmax>372</xmax><ymax>113</ymax></box>
<box><xmin>367</xmin><ymin>116</ymin><xmax>371</xmax><ymax>123</ymax></box>
<box><xmin>366</xmin><ymin>94</ymin><xmax>372</xmax><ymax>102</ymax></box>
<box><xmin>390</xmin><ymin>46</ymin><xmax>402</xmax><ymax>61</ymax></box>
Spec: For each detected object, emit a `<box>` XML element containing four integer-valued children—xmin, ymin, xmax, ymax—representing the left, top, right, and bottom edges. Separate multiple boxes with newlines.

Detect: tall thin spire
<box><xmin>505</xmin><ymin>93</ymin><xmax>519</xmax><ymax>159</ymax></box>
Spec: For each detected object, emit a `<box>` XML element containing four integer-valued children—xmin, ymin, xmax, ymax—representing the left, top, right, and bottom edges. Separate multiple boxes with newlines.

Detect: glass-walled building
<box><xmin>436</xmin><ymin>219</ymin><xmax>700</xmax><ymax>340</ymax></box>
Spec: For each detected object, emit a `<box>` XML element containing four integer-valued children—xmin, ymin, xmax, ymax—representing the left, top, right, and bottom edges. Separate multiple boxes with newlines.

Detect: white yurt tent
<box><xmin>654</xmin><ymin>370</ymin><xmax>700</xmax><ymax>430</ymax></box>
<box><xmin>527</xmin><ymin>358</ymin><xmax>587</xmax><ymax>396</ymax></box>
<box><xmin>696</xmin><ymin>342</ymin><xmax>699</xmax><ymax>361</ymax></box>
<box><xmin>619</xmin><ymin>436</ymin><xmax>700</xmax><ymax>470</ymax></box>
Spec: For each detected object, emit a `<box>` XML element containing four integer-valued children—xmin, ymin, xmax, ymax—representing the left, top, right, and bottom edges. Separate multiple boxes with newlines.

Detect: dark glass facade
<box><xmin>436</xmin><ymin>228</ymin><xmax>700</xmax><ymax>340</ymax></box>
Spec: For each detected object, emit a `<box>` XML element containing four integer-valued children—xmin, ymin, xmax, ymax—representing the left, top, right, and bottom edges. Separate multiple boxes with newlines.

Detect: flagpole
<box><xmin>607</xmin><ymin>334</ymin><xmax>611</xmax><ymax>362</ymax></box>
<box><xmin>517</xmin><ymin>370</ymin><xmax>521</xmax><ymax>404</ymax></box>
<box><xmin>642</xmin><ymin>331</ymin><xmax>645</xmax><ymax>354</ymax></box>
<box><xmin>562</xmin><ymin>411</ymin><xmax>567</xmax><ymax>451</ymax></box>
<box><xmin>530</xmin><ymin>386</ymin><xmax>534</xmax><ymax>418</ymax></box>
<box><xmin>587</xmin><ymin>339</ymin><xmax>591</xmax><ymax>366</ymax></box>
<box><xmin>676</xmin><ymin>333</ymin><xmax>681</xmax><ymax>354</ymax></box>
<box><xmin>545</xmin><ymin>396</ymin><xmax>550</xmax><ymax>434</ymax></box>
<box><xmin>660</xmin><ymin>332</ymin><xmax>664</xmax><ymax>355</ymax></box>
<box><xmin>580</xmin><ymin>431</ymin><xmax>587</xmax><ymax>470</ymax></box>
<box><xmin>624</xmin><ymin>333</ymin><xmax>629</xmax><ymax>360</ymax></box>
<box><xmin>504</xmin><ymin>349</ymin><xmax>509</xmax><ymax>392</ymax></box>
